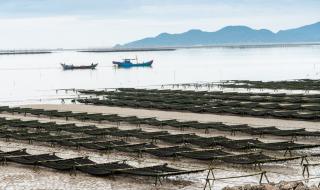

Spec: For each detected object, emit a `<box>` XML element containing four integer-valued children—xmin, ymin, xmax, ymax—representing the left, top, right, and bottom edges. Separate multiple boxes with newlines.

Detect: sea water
<box><xmin>0</xmin><ymin>45</ymin><xmax>320</xmax><ymax>104</ymax></box>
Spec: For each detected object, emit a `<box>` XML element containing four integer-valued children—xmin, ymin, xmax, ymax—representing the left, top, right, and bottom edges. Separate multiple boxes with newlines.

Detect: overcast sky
<box><xmin>0</xmin><ymin>0</ymin><xmax>319</xmax><ymax>49</ymax></box>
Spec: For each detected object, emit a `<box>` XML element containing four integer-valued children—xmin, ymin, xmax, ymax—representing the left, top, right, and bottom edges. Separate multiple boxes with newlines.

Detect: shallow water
<box><xmin>0</xmin><ymin>45</ymin><xmax>320</xmax><ymax>104</ymax></box>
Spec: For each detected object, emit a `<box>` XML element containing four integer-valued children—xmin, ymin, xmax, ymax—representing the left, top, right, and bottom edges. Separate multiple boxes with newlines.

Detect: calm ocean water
<box><xmin>0</xmin><ymin>45</ymin><xmax>320</xmax><ymax>105</ymax></box>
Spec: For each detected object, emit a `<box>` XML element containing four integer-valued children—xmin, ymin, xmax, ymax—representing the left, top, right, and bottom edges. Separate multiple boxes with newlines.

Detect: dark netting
<box><xmin>130</xmin><ymin>131</ymin><xmax>169</xmax><ymax>139</ymax></box>
<box><xmin>219</xmin><ymin>152</ymin><xmax>300</xmax><ymax>164</ymax></box>
<box><xmin>219</xmin><ymin>153</ymin><xmax>275</xmax><ymax>164</ymax></box>
<box><xmin>76</xmin><ymin>161</ymin><xmax>133</xmax><ymax>176</ymax></box>
<box><xmin>0</xmin><ymin>149</ymin><xmax>29</xmax><ymax>158</ymax></box>
<box><xmin>0</xmin><ymin>106</ymin><xmax>10</xmax><ymax>112</ymax></box>
<box><xmin>279</xmin><ymin>104</ymin><xmax>302</xmax><ymax>110</ymax></box>
<box><xmin>118</xmin><ymin>116</ymin><xmax>141</xmax><ymax>123</ymax></box>
<box><xmin>188</xmin><ymin>121</ymin><xmax>224</xmax><ymax>131</ymax></box>
<box><xmin>156</xmin><ymin>119</ymin><xmax>179</xmax><ymax>126</ymax></box>
<box><xmin>240</xmin><ymin>126</ymin><xmax>320</xmax><ymax>137</ymax></box>
<box><xmin>3</xmin><ymin>115</ymin><xmax>320</xmax><ymax>154</ymax></box>
<box><xmin>218</xmin><ymin>139</ymin><xmax>262</xmax><ymax>150</ymax></box>
<box><xmin>310</xmin><ymin>153</ymin><xmax>320</xmax><ymax>157</ymax></box>
<box><xmin>243</xmin><ymin>126</ymin><xmax>282</xmax><ymax>135</ymax></box>
<box><xmin>119</xmin><ymin>164</ymin><xmax>204</xmax><ymax>177</ymax></box>
<box><xmin>141</xmin><ymin>118</ymin><xmax>164</xmax><ymax>126</ymax></box>
<box><xmin>156</xmin><ymin>133</ymin><xmax>201</xmax><ymax>144</ymax></box>
<box><xmin>127</xmin><ymin>117</ymin><xmax>155</xmax><ymax>125</ymax></box>
<box><xmin>100</xmin><ymin>114</ymin><xmax>120</xmax><ymax>122</ymax></box>
<box><xmin>27</xmin><ymin>109</ymin><xmax>46</xmax><ymax>116</ymax></box>
<box><xmin>73</xmin><ymin>113</ymin><xmax>102</xmax><ymax>121</ymax></box>
<box><xmin>293</xmin><ymin>112</ymin><xmax>319</xmax><ymax>120</ymax></box>
<box><xmin>269</xmin><ymin>110</ymin><xmax>296</xmax><ymax>118</ymax></box>
<box><xmin>0</xmin><ymin>130</ymin><xmax>18</xmax><ymax>139</ymax></box>
<box><xmin>35</xmin><ymin>123</ymin><xmax>59</xmax><ymax>131</ymax></box>
<box><xmin>69</xmin><ymin>112</ymin><xmax>89</xmax><ymax>120</ymax></box>
<box><xmin>296</xmin><ymin>131</ymin><xmax>320</xmax><ymax>137</ymax></box>
<box><xmin>258</xmin><ymin>103</ymin><xmax>279</xmax><ymax>109</ymax></box>
<box><xmin>80</xmin><ymin>140</ymin><xmax>128</xmax><ymax>150</ymax></box>
<box><xmin>7</xmin><ymin>154</ymin><xmax>61</xmax><ymax>165</ymax></box>
<box><xmin>61</xmin><ymin>125</ymin><xmax>97</xmax><ymax>133</ymax></box>
<box><xmin>56</xmin><ymin>137</ymin><xmax>96</xmax><ymax>147</ymax></box>
<box><xmin>216</xmin><ymin>124</ymin><xmax>252</xmax><ymax>132</ymax></box>
<box><xmin>114</xmin><ymin>143</ymin><xmax>158</xmax><ymax>153</ymax></box>
<box><xmin>177</xmin><ymin>149</ymin><xmax>231</xmax><ymax>160</ymax></box>
<box><xmin>0</xmin><ymin>127</ymin><xmax>79</xmax><ymax>145</ymax></box>
<box><xmin>264</xmin><ymin>128</ymin><xmax>307</xmax><ymax>137</ymax></box>
<box><xmin>302</xmin><ymin>105</ymin><xmax>320</xmax><ymax>111</ymax></box>
<box><xmin>48</xmin><ymin>110</ymin><xmax>74</xmax><ymax>118</ymax></box>
<box><xmin>255</xmin><ymin>141</ymin><xmax>320</xmax><ymax>151</ymax></box>
<box><xmin>167</xmin><ymin>121</ymin><xmax>200</xmax><ymax>128</ymax></box>
<box><xmin>40</xmin><ymin>157</ymin><xmax>96</xmax><ymax>170</ymax></box>
<box><xmin>83</xmin><ymin>127</ymin><xmax>118</xmax><ymax>136</ymax></box>
<box><xmin>35</xmin><ymin>135</ymin><xmax>73</xmax><ymax>143</ymax></box>
<box><xmin>106</xmin><ymin>129</ymin><xmax>143</xmax><ymax>137</ymax></box>
<box><xmin>80</xmin><ymin>142</ymin><xmax>104</xmax><ymax>150</ymax></box>
<box><xmin>188</xmin><ymin>136</ymin><xmax>230</xmax><ymax>148</ymax></box>
<box><xmin>6</xmin><ymin>120</ymin><xmax>39</xmax><ymax>128</ymax></box>
<box><xmin>9</xmin><ymin>132</ymin><xmax>50</xmax><ymax>141</ymax></box>
<box><xmin>74</xmin><ymin>88</ymin><xmax>320</xmax><ymax>121</ymax></box>
<box><xmin>144</xmin><ymin>146</ymin><xmax>194</xmax><ymax>157</ymax></box>
<box><xmin>3</xmin><ymin>107</ymin><xmax>320</xmax><ymax>137</ymax></box>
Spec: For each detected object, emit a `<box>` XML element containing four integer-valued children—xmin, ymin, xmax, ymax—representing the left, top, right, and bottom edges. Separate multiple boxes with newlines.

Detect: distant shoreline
<box><xmin>119</xmin><ymin>42</ymin><xmax>320</xmax><ymax>50</ymax></box>
<box><xmin>0</xmin><ymin>43</ymin><xmax>319</xmax><ymax>55</ymax></box>
<box><xmin>78</xmin><ymin>47</ymin><xmax>176</xmax><ymax>53</ymax></box>
<box><xmin>79</xmin><ymin>43</ymin><xmax>320</xmax><ymax>53</ymax></box>
<box><xmin>0</xmin><ymin>51</ymin><xmax>52</xmax><ymax>55</ymax></box>
<box><xmin>176</xmin><ymin>42</ymin><xmax>320</xmax><ymax>49</ymax></box>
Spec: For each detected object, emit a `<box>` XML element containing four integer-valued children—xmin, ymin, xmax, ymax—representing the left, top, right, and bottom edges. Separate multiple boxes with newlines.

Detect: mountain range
<box><xmin>119</xmin><ymin>22</ymin><xmax>320</xmax><ymax>48</ymax></box>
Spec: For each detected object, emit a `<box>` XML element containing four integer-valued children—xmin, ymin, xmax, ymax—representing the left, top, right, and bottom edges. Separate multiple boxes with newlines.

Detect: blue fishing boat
<box><xmin>113</xmin><ymin>58</ymin><xmax>153</xmax><ymax>68</ymax></box>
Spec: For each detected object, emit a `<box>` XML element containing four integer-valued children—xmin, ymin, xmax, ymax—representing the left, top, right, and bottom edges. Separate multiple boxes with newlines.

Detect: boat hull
<box><xmin>113</xmin><ymin>60</ymin><xmax>153</xmax><ymax>68</ymax></box>
<box><xmin>61</xmin><ymin>64</ymin><xmax>98</xmax><ymax>70</ymax></box>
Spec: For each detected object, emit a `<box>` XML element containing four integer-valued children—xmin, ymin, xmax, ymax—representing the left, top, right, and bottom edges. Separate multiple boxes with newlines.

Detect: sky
<box><xmin>0</xmin><ymin>0</ymin><xmax>319</xmax><ymax>49</ymax></box>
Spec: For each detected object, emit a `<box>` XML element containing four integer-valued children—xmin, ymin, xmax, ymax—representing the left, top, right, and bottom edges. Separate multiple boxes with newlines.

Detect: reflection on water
<box><xmin>0</xmin><ymin>46</ymin><xmax>320</xmax><ymax>104</ymax></box>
